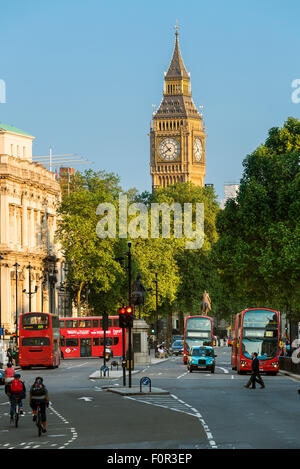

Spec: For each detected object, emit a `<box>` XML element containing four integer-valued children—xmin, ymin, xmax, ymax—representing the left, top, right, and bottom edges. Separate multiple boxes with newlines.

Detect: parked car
<box><xmin>187</xmin><ymin>346</ymin><xmax>217</xmax><ymax>373</ymax></box>
<box><xmin>171</xmin><ymin>340</ymin><xmax>184</xmax><ymax>356</ymax></box>
<box><xmin>172</xmin><ymin>335</ymin><xmax>183</xmax><ymax>342</ymax></box>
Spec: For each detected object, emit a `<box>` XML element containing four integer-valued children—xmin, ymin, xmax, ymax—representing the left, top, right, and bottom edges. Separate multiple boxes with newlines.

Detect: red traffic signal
<box><xmin>119</xmin><ymin>306</ymin><xmax>133</xmax><ymax>328</ymax></box>
<box><xmin>119</xmin><ymin>307</ymin><xmax>127</xmax><ymax>328</ymax></box>
<box><xmin>125</xmin><ymin>306</ymin><xmax>133</xmax><ymax>327</ymax></box>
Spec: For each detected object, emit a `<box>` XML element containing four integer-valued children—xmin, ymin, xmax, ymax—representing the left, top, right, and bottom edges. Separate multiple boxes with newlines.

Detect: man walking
<box><xmin>244</xmin><ymin>352</ymin><xmax>265</xmax><ymax>389</ymax></box>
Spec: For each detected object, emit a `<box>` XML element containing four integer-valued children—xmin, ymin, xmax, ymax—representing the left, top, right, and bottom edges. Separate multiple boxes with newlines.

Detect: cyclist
<box><xmin>29</xmin><ymin>377</ymin><xmax>49</xmax><ymax>433</ymax></box>
<box><xmin>4</xmin><ymin>362</ymin><xmax>15</xmax><ymax>384</ymax></box>
<box><xmin>7</xmin><ymin>373</ymin><xmax>26</xmax><ymax>422</ymax></box>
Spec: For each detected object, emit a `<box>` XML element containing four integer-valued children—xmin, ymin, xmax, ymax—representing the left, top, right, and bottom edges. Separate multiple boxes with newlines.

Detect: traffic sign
<box><xmin>140</xmin><ymin>376</ymin><xmax>152</xmax><ymax>392</ymax></box>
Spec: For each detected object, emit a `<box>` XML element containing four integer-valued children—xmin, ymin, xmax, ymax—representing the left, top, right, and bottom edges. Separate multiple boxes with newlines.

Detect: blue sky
<box><xmin>1</xmin><ymin>0</ymin><xmax>300</xmax><ymax>201</ymax></box>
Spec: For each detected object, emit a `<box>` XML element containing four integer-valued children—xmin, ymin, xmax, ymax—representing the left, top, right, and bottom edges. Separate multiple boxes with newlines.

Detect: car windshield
<box><xmin>173</xmin><ymin>341</ymin><xmax>183</xmax><ymax>346</ymax></box>
<box><xmin>192</xmin><ymin>348</ymin><xmax>214</xmax><ymax>357</ymax></box>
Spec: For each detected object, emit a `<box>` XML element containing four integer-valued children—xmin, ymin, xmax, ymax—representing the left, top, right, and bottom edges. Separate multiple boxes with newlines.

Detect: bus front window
<box><xmin>242</xmin><ymin>310</ymin><xmax>278</xmax><ymax>360</ymax></box>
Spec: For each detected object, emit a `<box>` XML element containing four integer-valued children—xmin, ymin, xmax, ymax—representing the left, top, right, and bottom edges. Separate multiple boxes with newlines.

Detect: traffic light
<box><xmin>118</xmin><ymin>306</ymin><xmax>133</xmax><ymax>328</ymax></box>
<box><xmin>119</xmin><ymin>307</ymin><xmax>126</xmax><ymax>328</ymax></box>
<box><xmin>150</xmin><ymin>324</ymin><xmax>155</xmax><ymax>334</ymax></box>
<box><xmin>125</xmin><ymin>306</ymin><xmax>133</xmax><ymax>328</ymax></box>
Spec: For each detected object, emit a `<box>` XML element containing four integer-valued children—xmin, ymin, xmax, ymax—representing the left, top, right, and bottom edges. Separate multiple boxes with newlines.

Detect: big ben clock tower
<box><xmin>150</xmin><ymin>25</ymin><xmax>206</xmax><ymax>190</ymax></box>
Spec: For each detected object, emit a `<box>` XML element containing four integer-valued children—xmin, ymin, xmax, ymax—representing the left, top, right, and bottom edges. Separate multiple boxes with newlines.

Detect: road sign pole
<box><xmin>128</xmin><ymin>323</ymin><xmax>132</xmax><ymax>388</ymax></box>
<box><xmin>122</xmin><ymin>325</ymin><xmax>126</xmax><ymax>387</ymax></box>
<box><xmin>103</xmin><ymin>327</ymin><xmax>106</xmax><ymax>368</ymax></box>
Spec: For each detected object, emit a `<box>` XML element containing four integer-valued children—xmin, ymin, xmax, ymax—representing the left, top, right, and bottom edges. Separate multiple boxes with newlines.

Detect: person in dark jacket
<box><xmin>244</xmin><ymin>352</ymin><xmax>265</xmax><ymax>389</ymax></box>
<box><xmin>29</xmin><ymin>377</ymin><xmax>50</xmax><ymax>433</ymax></box>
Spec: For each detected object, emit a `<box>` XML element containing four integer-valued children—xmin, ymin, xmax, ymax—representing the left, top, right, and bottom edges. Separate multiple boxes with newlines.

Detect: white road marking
<box><xmin>217</xmin><ymin>366</ymin><xmax>229</xmax><ymax>374</ymax></box>
<box><xmin>125</xmin><ymin>393</ymin><xmax>218</xmax><ymax>449</ymax></box>
<box><xmin>66</xmin><ymin>362</ymin><xmax>89</xmax><ymax>370</ymax></box>
<box><xmin>177</xmin><ymin>372</ymin><xmax>188</xmax><ymax>379</ymax></box>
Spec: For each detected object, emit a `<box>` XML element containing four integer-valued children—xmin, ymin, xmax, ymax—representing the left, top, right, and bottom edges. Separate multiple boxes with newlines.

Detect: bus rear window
<box><xmin>22</xmin><ymin>314</ymin><xmax>49</xmax><ymax>330</ymax></box>
<box><xmin>22</xmin><ymin>337</ymin><xmax>50</xmax><ymax>346</ymax></box>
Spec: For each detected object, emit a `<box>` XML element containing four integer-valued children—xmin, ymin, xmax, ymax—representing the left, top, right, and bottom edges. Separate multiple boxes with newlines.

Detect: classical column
<box><xmin>0</xmin><ymin>188</ymin><xmax>9</xmax><ymax>246</ymax></box>
<box><xmin>21</xmin><ymin>198</ymin><xmax>28</xmax><ymax>248</ymax></box>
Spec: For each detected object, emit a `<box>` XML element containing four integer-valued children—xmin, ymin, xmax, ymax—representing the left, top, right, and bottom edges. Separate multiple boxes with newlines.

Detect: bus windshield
<box><xmin>242</xmin><ymin>310</ymin><xmax>278</xmax><ymax>359</ymax></box>
<box><xmin>21</xmin><ymin>313</ymin><xmax>49</xmax><ymax>330</ymax></box>
<box><xmin>185</xmin><ymin>317</ymin><xmax>212</xmax><ymax>350</ymax></box>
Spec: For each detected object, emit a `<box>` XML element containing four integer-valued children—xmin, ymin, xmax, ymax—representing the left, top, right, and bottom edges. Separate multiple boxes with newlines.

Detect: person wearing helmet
<box><xmin>7</xmin><ymin>372</ymin><xmax>26</xmax><ymax>422</ymax></box>
<box><xmin>29</xmin><ymin>377</ymin><xmax>50</xmax><ymax>433</ymax></box>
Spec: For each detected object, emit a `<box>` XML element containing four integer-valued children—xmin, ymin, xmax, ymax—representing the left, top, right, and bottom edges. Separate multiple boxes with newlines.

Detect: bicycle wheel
<box><xmin>15</xmin><ymin>403</ymin><xmax>19</xmax><ymax>428</ymax></box>
<box><xmin>37</xmin><ymin>408</ymin><xmax>42</xmax><ymax>437</ymax></box>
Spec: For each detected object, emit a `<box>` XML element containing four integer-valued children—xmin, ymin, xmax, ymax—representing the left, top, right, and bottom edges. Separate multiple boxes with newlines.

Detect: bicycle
<box><xmin>13</xmin><ymin>398</ymin><xmax>21</xmax><ymax>428</ymax></box>
<box><xmin>36</xmin><ymin>404</ymin><xmax>42</xmax><ymax>437</ymax></box>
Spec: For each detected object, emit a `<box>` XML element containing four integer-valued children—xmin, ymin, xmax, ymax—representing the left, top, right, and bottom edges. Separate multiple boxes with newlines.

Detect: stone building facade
<box><xmin>0</xmin><ymin>123</ymin><xmax>63</xmax><ymax>335</ymax></box>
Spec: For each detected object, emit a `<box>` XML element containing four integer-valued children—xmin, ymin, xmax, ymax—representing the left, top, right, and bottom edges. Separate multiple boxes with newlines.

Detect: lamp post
<box><xmin>13</xmin><ymin>263</ymin><xmax>20</xmax><ymax>341</ymax></box>
<box><xmin>127</xmin><ymin>241</ymin><xmax>132</xmax><ymax>307</ymax></box>
<box><xmin>23</xmin><ymin>263</ymin><xmax>38</xmax><ymax>312</ymax></box>
<box><xmin>0</xmin><ymin>254</ymin><xmax>4</xmax><ymax>341</ymax></box>
<box><xmin>45</xmin><ymin>255</ymin><xmax>58</xmax><ymax>314</ymax></box>
<box><xmin>153</xmin><ymin>273</ymin><xmax>158</xmax><ymax>342</ymax></box>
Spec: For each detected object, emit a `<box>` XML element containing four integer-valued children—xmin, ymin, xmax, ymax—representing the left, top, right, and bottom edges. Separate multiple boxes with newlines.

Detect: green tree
<box><xmin>57</xmin><ymin>169</ymin><xmax>124</xmax><ymax>315</ymax></box>
<box><xmin>214</xmin><ymin>117</ymin><xmax>300</xmax><ymax>316</ymax></box>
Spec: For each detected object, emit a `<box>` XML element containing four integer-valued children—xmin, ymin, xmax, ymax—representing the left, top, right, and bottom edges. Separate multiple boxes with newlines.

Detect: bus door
<box><xmin>80</xmin><ymin>338</ymin><xmax>92</xmax><ymax>357</ymax></box>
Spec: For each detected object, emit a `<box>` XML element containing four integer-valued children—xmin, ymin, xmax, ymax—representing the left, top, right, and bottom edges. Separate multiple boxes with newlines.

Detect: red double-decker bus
<box><xmin>232</xmin><ymin>308</ymin><xmax>280</xmax><ymax>375</ymax></box>
<box><xmin>231</xmin><ymin>313</ymin><xmax>240</xmax><ymax>371</ymax></box>
<box><xmin>19</xmin><ymin>312</ymin><xmax>61</xmax><ymax>369</ymax></box>
<box><xmin>59</xmin><ymin>316</ymin><xmax>124</xmax><ymax>358</ymax></box>
<box><xmin>183</xmin><ymin>315</ymin><xmax>213</xmax><ymax>363</ymax></box>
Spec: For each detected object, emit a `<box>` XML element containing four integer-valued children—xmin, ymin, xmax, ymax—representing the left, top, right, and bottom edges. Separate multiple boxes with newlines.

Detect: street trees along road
<box><xmin>214</xmin><ymin>117</ymin><xmax>300</xmax><ymax>316</ymax></box>
<box><xmin>57</xmin><ymin>169</ymin><xmax>124</xmax><ymax>315</ymax></box>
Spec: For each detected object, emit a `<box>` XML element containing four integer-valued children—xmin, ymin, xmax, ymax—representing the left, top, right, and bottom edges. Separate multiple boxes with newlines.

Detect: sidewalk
<box><xmin>279</xmin><ymin>370</ymin><xmax>300</xmax><ymax>381</ymax></box>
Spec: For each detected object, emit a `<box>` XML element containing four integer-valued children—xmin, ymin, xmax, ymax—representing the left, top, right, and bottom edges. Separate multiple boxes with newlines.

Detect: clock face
<box><xmin>159</xmin><ymin>138</ymin><xmax>180</xmax><ymax>161</ymax></box>
<box><xmin>194</xmin><ymin>137</ymin><xmax>203</xmax><ymax>162</ymax></box>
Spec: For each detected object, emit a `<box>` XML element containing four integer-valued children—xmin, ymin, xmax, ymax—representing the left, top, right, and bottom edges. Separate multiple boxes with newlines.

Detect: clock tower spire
<box><xmin>150</xmin><ymin>24</ymin><xmax>206</xmax><ymax>190</ymax></box>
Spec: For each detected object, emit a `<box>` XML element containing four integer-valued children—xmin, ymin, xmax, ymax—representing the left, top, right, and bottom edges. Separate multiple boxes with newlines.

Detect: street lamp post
<box><xmin>23</xmin><ymin>263</ymin><xmax>38</xmax><ymax>312</ymax></box>
<box><xmin>0</xmin><ymin>254</ymin><xmax>4</xmax><ymax>341</ymax></box>
<box><xmin>13</xmin><ymin>263</ymin><xmax>20</xmax><ymax>341</ymax></box>
<box><xmin>45</xmin><ymin>255</ymin><xmax>58</xmax><ymax>314</ymax></box>
<box><xmin>127</xmin><ymin>241</ymin><xmax>132</xmax><ymax>307</ymax></box>
<box><xmin>126</xmin><ymin>242</ymin><xmax>133</xmax><ymax>387</ymax></box>
<box><xmin>153</xmin><ymin>273</ymin><xmax>158</xmax><ymax>342</ymax></box>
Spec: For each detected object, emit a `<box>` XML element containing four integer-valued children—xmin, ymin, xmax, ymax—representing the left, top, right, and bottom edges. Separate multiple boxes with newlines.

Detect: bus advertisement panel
<box><xmin>183</xmin><ymin>315</ymin><xmax>213</xmax><ymax>363</ymax></box>
<box><xmin>19</xmin><ymin>312</ymin><xmax>61</xmax><ymax>369</ymax></box>
<box><xmin>59</xmin><ymin>316</ymin><xmax>124</xmax><ymax>358</ymax></box>
<box><xmin>235</xmin><ymin>308</ymin><xmax>280</xmax><ymax>374</ymax></box>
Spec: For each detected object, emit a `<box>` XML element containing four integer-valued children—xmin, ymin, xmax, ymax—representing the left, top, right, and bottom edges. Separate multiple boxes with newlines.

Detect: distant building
<box><xmin>0</xmin><ymin>123</ymin><xmax>64</xmax><ymax>334</ymax></box>
<box><xmin>220</xmin><ymin>183</ymin><xmax>239</xmax><ymax>209</ymax></box>
<box><xmin>59</xmin><ymin>167</ymin><xmax>75</xmax><ymax>197</ymax></box>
